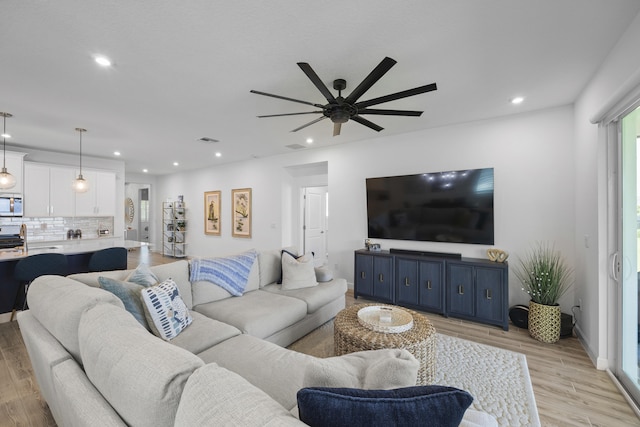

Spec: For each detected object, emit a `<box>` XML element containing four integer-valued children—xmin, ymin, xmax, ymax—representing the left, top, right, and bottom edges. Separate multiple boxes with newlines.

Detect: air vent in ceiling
<box><xmin>285</xmin><ymin>143</ymin><xmax>306</xmax><ymax>150</ymax></box>
<box><xmin>198</xmin><ymin>137</ymin><xmax>219</xmax><ymax>143</ymax></box>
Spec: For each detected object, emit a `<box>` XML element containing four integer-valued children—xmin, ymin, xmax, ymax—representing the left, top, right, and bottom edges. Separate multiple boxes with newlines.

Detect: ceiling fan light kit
<box><xmin>251</xmin><ymin>56</ymin><xmax>437</xmax><ymax>136</ymax></box>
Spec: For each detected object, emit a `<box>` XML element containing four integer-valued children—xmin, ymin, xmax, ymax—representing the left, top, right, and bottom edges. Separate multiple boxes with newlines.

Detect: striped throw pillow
<box><xmin>140</xmin><ymin>278</ymin><xmax>192</xmax><ymax>340</ymax></box>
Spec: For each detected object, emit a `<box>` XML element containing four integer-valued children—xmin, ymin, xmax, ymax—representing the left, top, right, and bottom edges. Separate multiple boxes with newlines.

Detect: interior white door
<box><xmin>304</xmin><ymin>186</ymin><xmax>328</xmax><ymax>267</ymax></box>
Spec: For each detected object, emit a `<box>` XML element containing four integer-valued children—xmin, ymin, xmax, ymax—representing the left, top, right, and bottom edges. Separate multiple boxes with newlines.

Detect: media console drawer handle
<box><xmin>425</xmin><ymin>280</ymin><xmax>432</xmax><ymax>290</ymax></box>
<box><xmin>458</xmin><ymin>285</ymin><xmax>464</xmax><ymax>295</ymax></box>
<box><xmin>379</xmin><ymin>273</ymin><xmax>384</xmax><ymax>282</ymax></box>
<box><xmin>404</xmin><ymin>277</ymin><xmax>410</xmax><ymax>286</ymax></box>
<box><xmin>486</xmin><ymin>289</ymin><xmax>492</xmax><ymax>300</ymax></box>
<box><xmin>361</xmin><ymin>271</ymin><xmax>365</xmax><ymax>279</ymax></box>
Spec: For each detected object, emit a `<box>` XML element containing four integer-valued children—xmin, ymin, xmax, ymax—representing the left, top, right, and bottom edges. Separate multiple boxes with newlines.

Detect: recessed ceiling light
<box><xmin>510</xmin><ymin>96</ymin><xmax>524</xmax><ymax>105</ymax></box>
<box><xmin>215</xmin><ymin>152</ymin><xmax>221</xmax><ymax>157</ymax></box>
<box><xmin>94</xmin><ymin>55</ymin><xmax>112</xmax><ymax>67</ymax></box>
<box><xmin>1</xmin><ymin>133</ymin><xmax>10</xmax><ymax>139</ymax></box>
<box><xmin>113</xmin><ymin>151</ymin><xmax>121</xmax><ymax>156</ymax></box>
<box><xmin>306</xmin><ymin>138</ymin><xmax>313</xmax><ymax>144</ymax></box>
<box><xmin>173</xmin><ymin>162</ymin><xmax>179</xmax><ymax>166</ymax></box>
<box><xmin>142</xmin><ymin>169</ymin><xmax>148</xmax><ymax>173</ymax></box>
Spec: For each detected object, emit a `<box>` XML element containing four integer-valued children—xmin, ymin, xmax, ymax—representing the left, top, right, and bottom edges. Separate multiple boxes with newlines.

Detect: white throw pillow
<box><xmin>140</xmin><ymin>278</ymin><xmax>193</xmax><ymax>340</ymax></box>
<box><xmin>281</xmin><ymin>252</ymin><xmax>318</xmax><ymax>290</ymax></box>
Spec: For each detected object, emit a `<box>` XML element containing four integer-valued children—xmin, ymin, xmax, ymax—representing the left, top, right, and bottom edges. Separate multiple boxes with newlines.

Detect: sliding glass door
<box><xmin>617</xmin><ymin>106</ymin><xmax>640</xmax><ymax>403</ymax></box>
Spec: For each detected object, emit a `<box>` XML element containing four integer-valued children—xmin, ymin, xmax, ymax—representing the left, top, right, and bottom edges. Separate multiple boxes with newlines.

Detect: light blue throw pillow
<box><xmin>98</xmin><ymin>276</ymin><xmax>150</xmax><ymax>330</ymax></box>
<box><xmin>126</xmin><ymin>263</ymin><xmax>159</xmax><ymax>286</ymax></box>
<box><xmin>140</xmin><ymin>278</ymin><xmax>193</xmax><ymax>341</ymax></box>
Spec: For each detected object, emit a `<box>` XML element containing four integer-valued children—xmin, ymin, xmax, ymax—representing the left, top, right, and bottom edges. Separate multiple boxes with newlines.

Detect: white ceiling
<box><xmin>2</xmin><ymin>1</ymin><xmax>639</xmax><ymax>175</ymax></box>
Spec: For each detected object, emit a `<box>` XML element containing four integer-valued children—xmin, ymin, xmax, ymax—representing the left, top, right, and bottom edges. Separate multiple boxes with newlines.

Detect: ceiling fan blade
<box><xmin>351</xmin><ymin>115</ymin><xmax>384</xmax><ymax>132</ymax></box>
<box><xmin>250</xmin><ymin>90</ymin><xmax>325</xmax><ymax>108</ymax></box>
<box><xmin>297</xmin><ymin>62</ymin><xmax>336</xmax><ymax>103</ymax></box>
<box><xmin>355</xmin><ymin>83</ymin><xmax>438</xmax><ymax>109</ymax></box>
<box><xmin>291</xmin><ymin>116</ymin><xmax>328</xmax><ymax>132</ymax></box>
<box><xmin>257</xmin><ymin>111</ymin><xmax>323</xmax><ymax>118</ymax></box>
<box><xmin>344</xmin><ymin>57</ymin><xmax>397</xmax><ymax>104</ymax></box>
<box><xmin>333</xmin><ymin>122</ymin><xmax>342</xmax><ymax>136</ymax></box>
<box><xmin>358</xmin><ymin>108</ymin><xmax>423</xmax><ymax>117</ymax></box>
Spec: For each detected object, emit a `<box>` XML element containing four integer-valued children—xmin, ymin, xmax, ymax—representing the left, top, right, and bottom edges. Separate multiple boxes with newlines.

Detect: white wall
<box><xmin>574</xmin><ymin>11</ymin><xmax>640</xmax><ymax>368</ymax></box>
<box><xmin>156</xmin><ymin>105</ymin><xmax>576</xmax><ymax>311</ymax></box>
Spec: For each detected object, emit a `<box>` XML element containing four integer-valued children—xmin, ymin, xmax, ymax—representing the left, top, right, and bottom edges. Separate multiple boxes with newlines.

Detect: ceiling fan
<box><xmin>250</xmin><ymin>57</ymin><xmax>437</xmax><ymax>136</ymax></box>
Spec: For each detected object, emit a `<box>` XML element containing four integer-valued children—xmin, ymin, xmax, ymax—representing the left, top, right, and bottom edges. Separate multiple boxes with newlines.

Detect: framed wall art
<box><xmin>231</xmin><ymin>187</ymin><xmax>251</xmax><ymax>238</ymax></box>
<box><xmin>204</xmin><ymin>191</ymin><xmax>221</xmax><ymax>235</ymax></box>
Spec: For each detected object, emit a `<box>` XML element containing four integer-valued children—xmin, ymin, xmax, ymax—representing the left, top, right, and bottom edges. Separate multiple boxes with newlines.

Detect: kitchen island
<box><xmin>0</xmin><ymin>238</ymin><xmax>142</xmax><ymax>319</ymax></box>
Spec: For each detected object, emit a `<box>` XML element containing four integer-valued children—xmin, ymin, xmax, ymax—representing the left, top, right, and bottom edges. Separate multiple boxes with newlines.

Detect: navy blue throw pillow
<box><xmin>297</xmin><ymin>385</ymin><xmax>473</xmax><ymax>427</ymax></box>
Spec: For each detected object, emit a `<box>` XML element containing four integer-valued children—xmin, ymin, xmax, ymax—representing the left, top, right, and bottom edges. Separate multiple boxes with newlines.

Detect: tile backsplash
<box><xmin>0</xmin><ymin>216</ymin><xmax>114</xmax><ymax>242</ymax></box>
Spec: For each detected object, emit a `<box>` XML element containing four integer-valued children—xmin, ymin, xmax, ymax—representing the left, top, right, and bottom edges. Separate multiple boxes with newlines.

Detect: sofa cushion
<box><xmin>98</xmin><ymin>276</ymin><xmax>149</xmax><ymax>329</ymax></box>
<box><xmin>175</xmin><ymin>363</ymin><xmax>304</xmax><ymax>427</ymax></box>
<box><xmin>193</xmin><ymin>290</ymin><xmax>307</xmax><ymax>339</ymax></box>
<box><xmin>314</xmin><ymin>265</ymin><xmax>333</xmax><ymax>282</ymax></box>
<box><xmin>27</xmin><ymin>275</ymin><xmax>125</xmax><ymax>363</ymax></box>
<box><xmin>189</xmin><ymin>250</ymin><xmax>258</xmax><ymax>296</ymax></box>
<box><xmin>297</xmin><ymin>385</ymin><xmax>473</xmax><ymax>427</ymax></box>
<box><xmin>79</xmin><ymin>303</ymin><xmax>204</xmax><ymax>427</ymax></box>
<box><xmin>52</xmin><ymin>359</ymin><xmax>126</xmax><ymax>427</ymax></box>
<box><xmin>281</xmin><ymin>252</ymin><xmax>317</xmax><ymax>290</ymax></box>
<box><xmin>258</xmin><ymin>247</ymin><xmax>297</xmax><ymax>288</ymax></box>
<box><xmin>191</xmin><ymin>258</ymin><xmax>260</xmax><ymax>306</ymax></box>
<box><xmin>303</xmin><ymin>349</ymin><xmax>419</xmax><ymax>390</ymax></box>
<box><xmin>141</xmin><ymin>279</ymin><xmax>193</xmax><ymax>341</ymax></box>
<box><xmin>68</xmin><ymin>260</ymin><xmax>193</xmax><ymax>309</ymax></box>
<box><xmin>126</xmin><ymin>263</ymin><xmax>159</xmax><ymax>286</ymax></box>
<box><xmin>262</xmin><ymin>278</ymin><xmax>347</xmax><ymax>313</ymax></box>
<box><xmin>170</xmin><ymin>311</ymin><xmax>241</xmax><ymax>355</ymax></box>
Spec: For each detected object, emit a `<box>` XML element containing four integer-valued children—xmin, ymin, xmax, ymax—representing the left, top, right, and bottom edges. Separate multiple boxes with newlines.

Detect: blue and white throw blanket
<box><xmin>189</xmin><ymin>249</ymin><xmax>258</xmax><ymax>296</ymax></box>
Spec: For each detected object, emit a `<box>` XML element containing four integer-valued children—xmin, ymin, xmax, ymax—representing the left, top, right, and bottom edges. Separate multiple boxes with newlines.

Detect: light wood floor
<box><xmin>1</xmin><ymin>246</ymin><xmax>639</xmax><ymax>426</ymax></box>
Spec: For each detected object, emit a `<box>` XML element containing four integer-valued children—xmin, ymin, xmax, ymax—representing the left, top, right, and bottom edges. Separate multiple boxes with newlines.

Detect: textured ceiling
<box><xmin>1</xmin><ymin>0</ymin><xmax>639</xmax><ymax>175</ymax></box>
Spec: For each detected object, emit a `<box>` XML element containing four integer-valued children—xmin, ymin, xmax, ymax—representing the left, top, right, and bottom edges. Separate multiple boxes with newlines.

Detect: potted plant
<box><xmin>513</xmin><ymin>242</ymin><xmax>573</xmax><ymax>343</ymax></box>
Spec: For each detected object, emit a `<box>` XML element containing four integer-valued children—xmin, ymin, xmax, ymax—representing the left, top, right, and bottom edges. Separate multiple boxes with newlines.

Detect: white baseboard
<box><xmin>575</xmin><ymin>322</ymin><xmax>608</xmax><ymax>370</ymax></box>
<box><xmin>0</xmin><ymin>311</ymin><xmax>15</xmax><ymax>324</ymax></box>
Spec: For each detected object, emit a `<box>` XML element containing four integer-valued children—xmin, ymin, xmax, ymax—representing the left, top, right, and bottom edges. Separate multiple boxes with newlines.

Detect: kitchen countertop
<box><xmin>0</xmin><ymin>238</ymin><xmax>143</xmax><ymax>261</ymax></box>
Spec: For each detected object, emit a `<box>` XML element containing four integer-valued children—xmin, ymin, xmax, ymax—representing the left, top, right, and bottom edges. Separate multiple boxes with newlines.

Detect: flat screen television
<box><xmin>366</xmin><ymin>168</ymin><xmax>494</xmax><ymax>245</ymax></box>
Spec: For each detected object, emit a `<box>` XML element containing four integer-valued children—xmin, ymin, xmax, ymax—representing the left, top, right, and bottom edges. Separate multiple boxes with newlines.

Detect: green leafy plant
<box><xmin>514</xmin><ymin>242</ymin><xmax>574</xmax><ymax>306</ymax></box>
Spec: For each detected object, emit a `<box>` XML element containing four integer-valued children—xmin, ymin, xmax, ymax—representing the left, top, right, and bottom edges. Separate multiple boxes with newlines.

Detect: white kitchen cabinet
<box><xmin>24</xmin><ymin>163</ymin><xmax>75</xmax><ymax>217</ymax></box>
<box><xmin>0</xmin><ymin>151</ymin><xmax>27</xmax><ymax>195</ymax></box>
<box><xmin>75</xmin><ymin>170</ymin><xmax>116</xmax><ymax>216</ymax></box>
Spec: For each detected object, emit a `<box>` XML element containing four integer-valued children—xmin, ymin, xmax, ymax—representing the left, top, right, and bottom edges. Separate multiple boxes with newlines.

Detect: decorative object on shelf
<box><xmin>357</xmin><ymin>305</ymin><xmax>414</xmax><ymax>333</ymax></box>
<box><xmin>0</xmin><ymin>112</ymin><xmax>16</xmax><ymax>190</ymax></box>
<box><xmin>204</xmin><ymin>190</ymin><xmax>221</xmax><ymax>236</ymax></box>
<box><xmin>124</xmin><ymin>197</ymin><xmax>135</xmax><ymax>224</ymax></box>
<box><xmin>513</xmin><ymin>242</ymin><xmax>573</xmax><ymax>343</ymax></box>
<box><xmin>72</xmin><ymin>127</ymin><xmax>89</xmax><ymax>193</ymax></box>
<box><xmin>231</xmin><ymin>188</ymin><xmax>251</xmax><ymax>238</ymax></box>
<box><xmin>486</xmin><ymin>248</ymin><xmax>509</xmax><ymax>263</ymax></box>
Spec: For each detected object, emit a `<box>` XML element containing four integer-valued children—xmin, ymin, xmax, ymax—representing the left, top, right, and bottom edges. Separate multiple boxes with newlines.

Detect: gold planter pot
<box><xmin>528</xmin><ymin>301</ymin><xmax>561</xmax><ymax>343</ymax></box>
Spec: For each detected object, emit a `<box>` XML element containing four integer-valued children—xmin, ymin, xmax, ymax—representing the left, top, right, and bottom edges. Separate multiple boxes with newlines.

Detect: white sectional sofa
<box><xmin>18</xmin><ymin>247</ymin><xmax>496</xmax><ymax>426</ymax></box>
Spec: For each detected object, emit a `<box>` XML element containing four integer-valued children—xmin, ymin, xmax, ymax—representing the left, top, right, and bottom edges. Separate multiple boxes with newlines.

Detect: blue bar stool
<box><xmin>88</xmin><ymin>247</ymin><xmax>128</xmax><ymax>272</ymax></box>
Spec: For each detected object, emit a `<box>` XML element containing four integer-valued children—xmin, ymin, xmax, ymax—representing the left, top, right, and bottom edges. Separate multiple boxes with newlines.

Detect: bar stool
<box><xmin>11</xmin><ymin>253</ymin><xmax>68</xmax><ymax>320</ymax></box>
<box><xmin>88</xmin><ymin>247</ymin><xmax>128</xmax><ymax>272</ymax></box>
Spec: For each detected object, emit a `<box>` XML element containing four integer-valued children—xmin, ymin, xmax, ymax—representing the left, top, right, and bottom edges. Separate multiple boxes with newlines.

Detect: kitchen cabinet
<box><xmin>24</xmin><ymin>163</ymin><xmax>75</xmax><ymax>217</ymax></box>
<box><xmin>75</xmin><ymin>170</ymin><xmax>116</xmax><ymax>216</ymax></box>
<box><xmin>0</xmin><ymin>151</ymin><xmax>26</xmax><ymax>195</ymax></box>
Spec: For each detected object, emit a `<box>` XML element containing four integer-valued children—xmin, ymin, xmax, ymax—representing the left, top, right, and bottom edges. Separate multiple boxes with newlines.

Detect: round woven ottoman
<box><xmin>334</xmin><ymin>303</ymin><xmax>436</xmax><ymax>385</ymax></box>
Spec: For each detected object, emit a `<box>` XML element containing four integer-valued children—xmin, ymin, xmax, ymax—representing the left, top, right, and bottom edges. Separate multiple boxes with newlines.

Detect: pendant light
<box><xmin>72</xmin><ymin>127</ymin><xmax>89</xmax><ymax>193</ymax></box>
<box><xmin>0</xmin><ymin>112</ymin><xmax>16</xmax><ymax>190</ymax></box>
